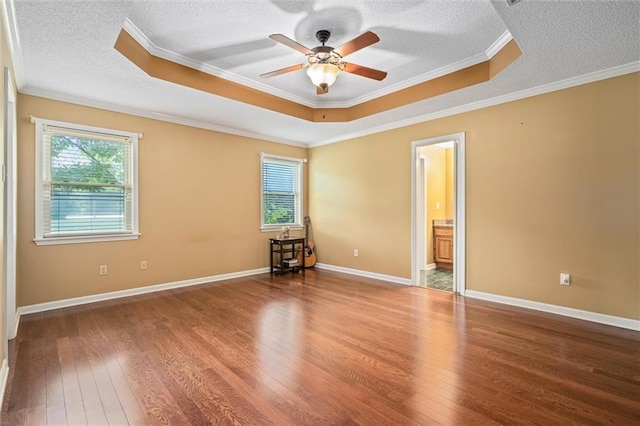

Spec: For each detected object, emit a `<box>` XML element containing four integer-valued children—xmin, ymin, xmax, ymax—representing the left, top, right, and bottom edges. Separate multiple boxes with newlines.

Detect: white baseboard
<box><xmin>16</xmin><ymin>266</ymin><xmax>637</xmax><ymax>335</ymax></box>
<box><xmin>315</xmin><ymin>263</ymin><xmax>412</xmax><ymax>286</ymax></box>
<box><xmin>465</xmin><ymin>290</ymin><xmax>640</xmax><ymax>331</ymax></box>
<box><xmin>425</xmin><ymin>263</ymin><xmax>436</xmax><ymax>271</ymax></box>
<box><xmin>6</xmin><ymin>308</ymin><xmax>20</xmax><ymax>341</ymax></box>
<box><xmin>17</xmin><ymin>267</ymin><xmax>271</xmax><ymax>317</ymax></box>
<box><xmin>12</xmin><ymin>311</ymin><xmax>19</xmax><ymax>339</ymax></box>
<box><xmin>0</xmin><ymin>359</ymin><xmax>8</xmax><ymax>409</ymax></box>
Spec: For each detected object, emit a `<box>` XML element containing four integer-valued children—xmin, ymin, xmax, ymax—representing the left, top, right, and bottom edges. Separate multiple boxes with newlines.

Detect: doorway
<box><xmin>411</xmin><ymin>133</ymin><xmax>466</xmax><ymax>294</ymax></box>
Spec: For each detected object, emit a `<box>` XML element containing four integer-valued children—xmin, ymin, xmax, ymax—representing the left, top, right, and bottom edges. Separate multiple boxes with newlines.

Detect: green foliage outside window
<box><xmin>50</xmin><ymin>135</ymin><xmax>127</xmax><ymax>232</ymax></box>
<box><xmin>51</xmin><ymin>135</ymin><xmax>125</xmax><ymax>188</ymax></box>
<box><xmin>263</xmin><ymin>194</ymin><xmax>295</xmax><ymax>225</ymax></box>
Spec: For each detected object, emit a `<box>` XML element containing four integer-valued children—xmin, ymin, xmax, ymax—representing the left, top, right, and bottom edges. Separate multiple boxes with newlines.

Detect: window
<box><xmin>261</xmin><ymin>153</ymin><xmax>303</xmax><ymax>230</ymax></box>
<box><xmin>34</xmin><ymin>118</ymin><xmax>139</xmax><ymax>245</ymax></box>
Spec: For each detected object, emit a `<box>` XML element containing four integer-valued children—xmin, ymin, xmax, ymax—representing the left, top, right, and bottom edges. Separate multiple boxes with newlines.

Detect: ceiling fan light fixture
<box><xmin>263</xmin><ymin>30</ymin><xmax>385</xmax><ymax>94</ymax></box>
<box><xmin>306</xmin><ymin>63</ymin><xmax>341</xmax><ymax>89</ymax></box>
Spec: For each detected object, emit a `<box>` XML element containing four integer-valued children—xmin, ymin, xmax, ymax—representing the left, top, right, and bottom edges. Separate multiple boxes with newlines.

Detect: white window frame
<box><xmin>34</xmin><ymin>118</ymin><xmax>140</xmax><ymax>245</ymax></box>
<box><xmin>260</xmin><ymin>153</ymin><xmax>304</xmax><ymax>232</ymax></box>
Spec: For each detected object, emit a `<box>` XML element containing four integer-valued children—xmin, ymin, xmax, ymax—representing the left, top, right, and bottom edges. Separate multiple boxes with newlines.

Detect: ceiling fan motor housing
<box><xmin>316</xmin><ymin>30</ymin><xmax>331</xmax><ymax>45</ymax></box>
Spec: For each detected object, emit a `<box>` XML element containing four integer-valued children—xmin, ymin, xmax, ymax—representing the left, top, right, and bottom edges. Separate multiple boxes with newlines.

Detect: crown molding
<box><xmin>1</xmin><ymin>0</ymin><xmax>25</xmax><ymax>89</ymax></box>
<box><xmin>308</xmin><ymin>61</ymin><xmax>640</xmax><ymax>147</ymax></box>
<box><xmin>326</xmin><ymin>30</ymin><xmax>514</xmax><ymax>109</ymax></box>
<box><xmin>123</xmin><ymin>19</ymin><xmax>517</xmax><ymax>111</ymax></box>
<box><xmin>19</xmin><ymin>86</ymin><xmax>307</xmax><ymax>147</ymax></box>
<box><xmin>122</xmin><ymin>19</ymin><xmax>316</xmax><ymax>108</ymax></box>
<box><xmin>486</xmin><ymin>30</ymin><xmax>514</xmax><ymax>58</ymax></box>
<box><xmin>319</xmin><ymin>51</ymin><xmax>488</xmax><ymax>108</ymax></box>
<box><xmin>21</xmin><ymin>61</ymin><xmax>638</xmax><ymax>150</ymax></box>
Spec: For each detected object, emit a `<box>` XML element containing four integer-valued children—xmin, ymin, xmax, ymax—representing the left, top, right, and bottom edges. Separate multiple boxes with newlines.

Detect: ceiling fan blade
<box><xmin>269</xmin><ymin>34</ymin><xmax>314</xmax><ymax>55</ymax></box>
<box><xmin>260</xmin><ymin>64</ymin><xmax>305</xmax><ymax>79</ymax></box>
<box><xmin>316</xmin><ymin>85</ymin><xmax>329</xmax><ymax>95</ymax></box>
<box><xmin>333</xmin><ymin>31</ymin><xmax>380</xmax><ymax>58</ymax></box>
<box><xmin>343</xmin><ymin>63</ymin><xmax>387</xmax><ymax>81</ymax></box>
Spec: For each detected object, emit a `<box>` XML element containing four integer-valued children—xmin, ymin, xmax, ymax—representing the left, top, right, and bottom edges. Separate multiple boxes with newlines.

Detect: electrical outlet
<box><xmin>99</xmin><ymin>265</ymin><xmax>108</xmax><ymax>276</ymax></box>
<box><xmin>560</xmin><ymin>273</ymin><xmax>570</xmax><ymax>285</ymax></box>
<box><xmin>354</xmin><ymin>249</ymin><xmax>359</xmax><ymax>257</ymax></box>
<box><xmin>140</xmin><ymin>260</ymin><xmax>148</xmax><ymax>270</ymax></box>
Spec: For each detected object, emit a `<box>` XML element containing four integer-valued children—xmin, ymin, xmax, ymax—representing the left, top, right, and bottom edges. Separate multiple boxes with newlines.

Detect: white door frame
<box><xmin>411</xmin><ymin>132</ymin><xmax>466</xmax><ymax>294</ymax></box>
<box><xmin>419</xmin><ymin>155</ymin><xmax>428</xmax><ymax>271</ymax></box>
<box><xmin>3</xmin><ymin>67</ymin><xmax>17</xmax><ymax>347</ymax></box>
<box><xmin>415</xmin><ymin>154</ymin><xmax>427</xmax><ymax>272</ymax></box>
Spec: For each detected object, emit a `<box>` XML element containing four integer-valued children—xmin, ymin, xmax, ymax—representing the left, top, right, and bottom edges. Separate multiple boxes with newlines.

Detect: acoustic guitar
<box><xmin>297</xmin><ymin>216</ymin><xmax>317</xmax><ymax>267</ymax></box>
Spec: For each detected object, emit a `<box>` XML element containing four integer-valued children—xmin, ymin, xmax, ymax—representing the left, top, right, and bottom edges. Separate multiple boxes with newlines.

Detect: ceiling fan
<box><xmin>260</xmin><ymin>30</ymin><xmax>387</xmax><ymax>95</ymax></box>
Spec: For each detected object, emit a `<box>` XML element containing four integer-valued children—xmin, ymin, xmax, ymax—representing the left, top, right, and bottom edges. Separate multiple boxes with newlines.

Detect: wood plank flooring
<box><xmin>2</xmin><ymin>269</ymin><xmax>639</xmax><ymax>425</ymax></box>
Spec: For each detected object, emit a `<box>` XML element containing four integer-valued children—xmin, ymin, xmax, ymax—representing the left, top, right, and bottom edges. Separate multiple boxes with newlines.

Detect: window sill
<box><xmin>260</xmin><ymin>226</ymin><xmax>304</xmax><ymax>233</ymax></box>
<box><xmin>34</xmin><ymin>233</ymin><xmax>141</xmax><ymax>246</ymax></box>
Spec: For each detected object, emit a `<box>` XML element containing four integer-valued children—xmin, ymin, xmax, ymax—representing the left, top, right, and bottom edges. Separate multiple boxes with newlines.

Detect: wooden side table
<box><xmin>269</xmin><ymin>237</ymin><xmax>306</xmax><ymax>275</ymax></box>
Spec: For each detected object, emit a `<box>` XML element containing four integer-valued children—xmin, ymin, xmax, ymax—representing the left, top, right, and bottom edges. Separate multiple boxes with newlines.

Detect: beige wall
<box><xmin>17</xmin><ymin>95</ymin><xmax>307</xmax><ymax>306</ymax></box>
<box><xmin>14</xmin><ymin>73</ymin><xmax>640</xmax><ymax>322</ymax></box>
<box><xmin>445</xmin><ymin>148</ymin><xmax>454</xmax><ymax>219</ymax></box>
<box><xmin>307</xmin><ymin>135</ymin><xmax>410</xmax><ymax>278</ymax></box>
<box><xmin>422</xmin><ymin>145</ymin><xmax>447</xmax><ymax>265</ymax></box>
<box><xmin>310</xmin><ymin>73</ymin><xmax>639</xmax><ymax>320</ymax></box>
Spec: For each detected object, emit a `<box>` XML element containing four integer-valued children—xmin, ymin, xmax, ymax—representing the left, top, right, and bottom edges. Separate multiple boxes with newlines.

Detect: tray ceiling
<box><xmin>8</xmin><ymin>0</ymin><xmax>640</xmax><ymax>146</ymax></box>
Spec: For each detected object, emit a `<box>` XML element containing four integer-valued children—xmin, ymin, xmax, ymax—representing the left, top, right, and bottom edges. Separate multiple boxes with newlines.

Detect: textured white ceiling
<box><xmin>10</xmin><ymin>0</ymin><xmax>640</xmax><ymax>146</ymax></box>
<box><xmin>126</xmin><ymin>0</ymin><xmax>508</xmax><ymax>106</ymax></box>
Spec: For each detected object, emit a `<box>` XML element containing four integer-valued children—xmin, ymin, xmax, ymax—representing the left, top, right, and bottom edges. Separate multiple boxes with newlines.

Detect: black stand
<box><xmin>269</xmin><ymin>237</ymin><xmax>306</xmax><ymax>275</ymax></box>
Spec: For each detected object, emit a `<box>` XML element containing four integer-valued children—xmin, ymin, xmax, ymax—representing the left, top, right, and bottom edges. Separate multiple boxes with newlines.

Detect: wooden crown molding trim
<box><xmin>114</xmin><ymin>30</ymin><xmax>315</xmax><ymax>121</ymax></box>
<box><xmin>312</xmin><ymin>62</ymin><xmax>639</xmax><ymax>147</ymax></box>
<box><xmin>114</xmin><ymin>29</ymin><xmax>521</xmax><ymax>123</ymax></box>
<box><xmin>122</xmin><ymin>18</ymin><xmax>315</xmax><ymax>108</ymax></box>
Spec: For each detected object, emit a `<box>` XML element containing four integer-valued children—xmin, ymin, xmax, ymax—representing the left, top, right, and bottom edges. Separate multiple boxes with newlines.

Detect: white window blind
<box><xmin>35</xmin><ymin>118</ymin><xmax>139</xmax><ymax>245</ymax></box>
<box><xmin>261</xmin><ymin>154</ymin><xmax>303</xmax><ymax>228</ymax></box>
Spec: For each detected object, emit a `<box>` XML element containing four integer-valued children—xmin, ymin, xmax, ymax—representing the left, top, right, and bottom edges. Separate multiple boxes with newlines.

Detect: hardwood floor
<box><xmin>2</xmin><ymin>269</ymin><xmax>639</xmax><ymax>425</ymax></box>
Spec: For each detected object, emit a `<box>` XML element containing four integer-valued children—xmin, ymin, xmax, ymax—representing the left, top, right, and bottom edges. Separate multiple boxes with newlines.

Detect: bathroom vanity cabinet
<box><xmin>433</xmin><ymin>226</ymin><xmax>454</xmax><ymax>270</ymax></box>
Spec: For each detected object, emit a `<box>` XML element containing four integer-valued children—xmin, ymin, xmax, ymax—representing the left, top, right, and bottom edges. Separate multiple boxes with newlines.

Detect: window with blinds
<box><xmin>261</xmin><ymin>154</ymin><xmax>303</xmax><ymax>228</ymax></box>
<box><xmin>34</xmin><ymin>118</ymin><xmax>139</xmax><ymax>245</ymax></box>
